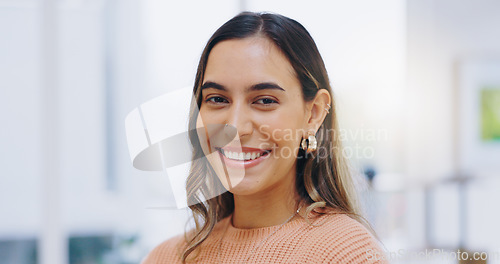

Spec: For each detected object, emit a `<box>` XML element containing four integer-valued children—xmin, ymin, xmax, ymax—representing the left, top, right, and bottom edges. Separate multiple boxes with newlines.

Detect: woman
<box><xmin>143</xmin><ymin>12</ymin><xmax>387</xmax><ymax>263</ymax></box>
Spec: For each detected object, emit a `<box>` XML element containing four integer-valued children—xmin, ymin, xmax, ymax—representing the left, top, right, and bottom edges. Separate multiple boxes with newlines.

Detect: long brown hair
<box><xmin>182</xmin><ymin>11</ymin><xmax>367</xmax><ymax>263</ymax></box>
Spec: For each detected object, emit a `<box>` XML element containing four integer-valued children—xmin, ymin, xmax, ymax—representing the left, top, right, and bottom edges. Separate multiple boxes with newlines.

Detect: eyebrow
<box><xmin>200</xmin><ymin>81</ymin><xmax>286</xmax><ymax>92</ymax></box>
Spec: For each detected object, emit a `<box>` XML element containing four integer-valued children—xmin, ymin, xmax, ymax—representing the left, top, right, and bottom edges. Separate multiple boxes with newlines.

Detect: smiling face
<box><xmin>197</xmin><ymin>36</ymin><xmax>311</xmax><ymax>197</ymax></box>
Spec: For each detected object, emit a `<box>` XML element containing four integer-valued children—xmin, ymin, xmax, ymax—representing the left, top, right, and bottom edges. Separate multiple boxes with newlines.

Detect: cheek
<box><xmin>259</xmin><ymin>111</ymin><xmax>305</xmax><ymax>144</ymax></box>
<box><xmin>199</xmin><ymin>107</ymin><xmax>218</xmax><ymax>123</ymax></box>
<box><xmin>259</xmin><ymin>122</ymin><xmax>303</xmax><ymax>158</ymax></box>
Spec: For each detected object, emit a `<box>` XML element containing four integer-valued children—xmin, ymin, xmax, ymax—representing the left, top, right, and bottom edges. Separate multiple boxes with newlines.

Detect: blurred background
<box><xmin>1</xmin><ymin>0</ymin><xmax>499</xmax><ymax>263</ymax></box>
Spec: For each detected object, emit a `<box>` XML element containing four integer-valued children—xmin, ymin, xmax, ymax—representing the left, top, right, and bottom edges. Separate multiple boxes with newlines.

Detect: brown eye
<box><xmin>206</xmin><ymin>96</ymin><xmax>229</xmax><ymax>104</ymax></box>
<box><xmin>255</xmin><ymin>98</ymin><xmax>278</xmax><ymax>105</ymax></box>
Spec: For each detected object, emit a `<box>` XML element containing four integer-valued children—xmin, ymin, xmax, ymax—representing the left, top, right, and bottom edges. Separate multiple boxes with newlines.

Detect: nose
<box><xmin>225</xmin><ymin>103</ymin><xmax>253</xmax><ymax>140</ymax></box>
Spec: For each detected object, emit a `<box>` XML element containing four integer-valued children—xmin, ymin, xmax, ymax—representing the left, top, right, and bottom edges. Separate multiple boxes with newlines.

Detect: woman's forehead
<box><xmin>203</xmin><ymin>37</ymin><xmax>298</xmax><ymax>91</ymax></box>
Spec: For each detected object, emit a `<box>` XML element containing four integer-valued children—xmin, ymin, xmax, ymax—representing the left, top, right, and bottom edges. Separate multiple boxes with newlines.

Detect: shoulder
<box><xmin>141</xmin><ymin>233</ymin><xmax>186</xmax><ymax>264</ymax></box>
<box><xmin>140</xmin><ymin>219</ymin><xmax>228</xmax><ymax>264</ymax></box>
<box><xmin>141</xmin><ymin>217</ymin><xmax>229</xmax><ymax>264</ymax></box>
<box><xmin>305</xmin><ymin>212</ymin><xmax>388</xmax><ymax>263</ymax></box>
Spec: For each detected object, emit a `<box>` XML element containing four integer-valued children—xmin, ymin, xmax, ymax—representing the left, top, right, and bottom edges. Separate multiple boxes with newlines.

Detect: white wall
<box><xmin>0</xmin><ymin>3</ymin><xmax>42</xmax><ymax>238</ymax></box>
<box><xmin>406</xmin><ymin>0</ymin><xmax>500</xmax><ymax>182</ymax></box>
<box><xmin>406</xmin><ymin>0</ymin><xmax>500</xmax><ymax>258</ymax></box>
<box><xmin>0</xmin><ymin>1</ymin><xmax>156</xmax><ymax>263</ymax></box>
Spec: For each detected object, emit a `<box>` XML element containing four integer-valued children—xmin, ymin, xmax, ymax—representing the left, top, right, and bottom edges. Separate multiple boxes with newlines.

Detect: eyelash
<box><xmin>204</xmin><ymin>96</ymin><xmax>278</xmax><ymax>106</ymax></box>
<box><xmin>205</xmin><ymin>96</ymin><xmax>228</xmax><ymax>104</ymax></box>
<box><xmin>255</xmin><ymin>98</ymin><xmax>278</xmax><ymax>105</ymax></box>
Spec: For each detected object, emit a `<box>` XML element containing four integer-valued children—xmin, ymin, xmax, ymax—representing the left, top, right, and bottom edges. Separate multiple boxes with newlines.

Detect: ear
<box><xmin>305</xmin><ymin>89</ymin><xmax>331</xmax><ymax>133</ymax></box>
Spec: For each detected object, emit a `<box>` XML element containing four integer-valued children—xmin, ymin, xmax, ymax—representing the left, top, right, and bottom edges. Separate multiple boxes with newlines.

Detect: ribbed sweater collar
<box><xmin>216</xmin><ymin>214</ymin><xmax>307</xmax><ymax>242</ymax></box>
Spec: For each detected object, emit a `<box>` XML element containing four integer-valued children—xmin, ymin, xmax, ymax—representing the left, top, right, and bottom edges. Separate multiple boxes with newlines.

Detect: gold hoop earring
<box><xmin>300</xmin><ymin>133</ymin><xmax>318</xmax><ymax>153</ymax></box>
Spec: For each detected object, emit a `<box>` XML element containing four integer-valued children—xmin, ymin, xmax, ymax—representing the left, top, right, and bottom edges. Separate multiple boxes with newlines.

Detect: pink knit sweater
<box><xmin>142</xmin><ymin>212</ymin><xmax>388</xmax><ymax>263</ymax></box>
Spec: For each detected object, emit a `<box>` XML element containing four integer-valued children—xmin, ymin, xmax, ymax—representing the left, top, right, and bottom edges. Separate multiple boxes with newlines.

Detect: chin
<box><xmin>220</xmin><ymin>175</ymin><xmax>266</xmax><ymax>196</ymax></box>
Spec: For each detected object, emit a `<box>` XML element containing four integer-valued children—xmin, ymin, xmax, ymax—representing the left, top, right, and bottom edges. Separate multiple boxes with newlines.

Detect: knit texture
<box><xmin>142</xmin><ymin>212</ymin><xmax>388</xmax><ymax>263</ymax></box>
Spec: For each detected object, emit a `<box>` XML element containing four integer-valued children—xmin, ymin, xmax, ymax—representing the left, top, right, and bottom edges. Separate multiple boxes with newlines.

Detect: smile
<box><xmin>215</xmin><ymin>147</ymin><xmax>272</xmax><ymax>169</ymax></box>
<box><xmin>219</xmin><ymin>148</ymin><xmax>271</xmax><ymax>161</ymax></box>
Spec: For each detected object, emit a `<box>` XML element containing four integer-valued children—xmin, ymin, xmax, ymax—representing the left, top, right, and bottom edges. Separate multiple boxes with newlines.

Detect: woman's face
<box><xmin>197</xmin><ymin>36</ymin><xmax>311</xmax><ymax>196</ymax></box>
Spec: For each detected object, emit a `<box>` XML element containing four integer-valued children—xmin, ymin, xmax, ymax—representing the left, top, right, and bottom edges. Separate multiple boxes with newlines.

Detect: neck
<box><xmin>231</xmin><ymin>182</ymin><xmax>301</xmax><ymax>229</ymax></box>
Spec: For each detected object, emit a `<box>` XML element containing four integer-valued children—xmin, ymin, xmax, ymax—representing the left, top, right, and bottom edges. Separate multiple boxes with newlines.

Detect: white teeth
<box><xmin>221</xmin><ymin>150</ymin><xmax>265</xmax><ymax>161</ymax></box>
